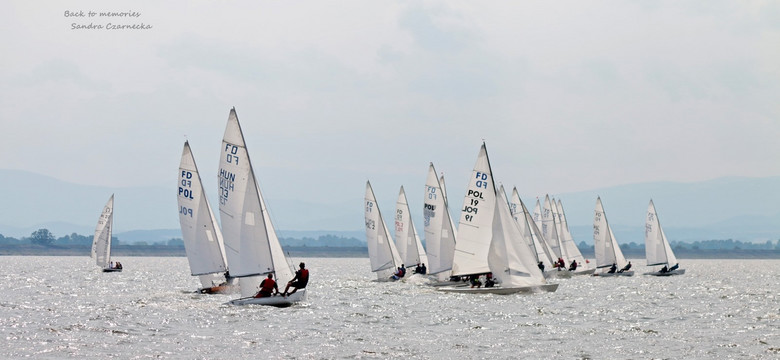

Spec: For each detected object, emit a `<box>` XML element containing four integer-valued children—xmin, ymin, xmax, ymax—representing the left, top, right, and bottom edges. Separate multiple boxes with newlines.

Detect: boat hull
<box><xmin>436</xmin><ymin>283</ymin><xmax>559</xmax><ymax>294</ymax></box>
<box><xmin>644</xmin><ymin>269</ymin><xmax>686</xmax><ymax>276</ymax></box>
<box><xmin>227</xmin><ymin>289</ymin><xmax>306</xmax><ymax>307</ymax></box>
<box><xmin>592</xmin><ymin>270</ymin><xmax>634</xmax><ymax>277</ymax></box>
<box><xmin>102</xmin><ymin>268</ymin><xmax>122</xmax><ymax>272</ymax></box>
<box><xmin>199</xmin><ymin>284</ymin><xmax>236</xmax><ymax>294</ymax></box>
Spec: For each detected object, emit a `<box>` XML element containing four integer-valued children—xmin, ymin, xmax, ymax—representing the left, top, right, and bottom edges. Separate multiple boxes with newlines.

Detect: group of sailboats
<box><xmin>591</xmin><ymin>197</ymin><xmax>684</xmax><ymax>276</ymax></box>
<box><xmin>363</xmin><ymin>141</ymin><xmax>685</xmax><ymax>293</ymax></box>
<box><xmin>90</xmin><ymin>108</ymin><xmax>304</xmax><ymax>306</ymax></box>
<box><xmin>366</xmin><ymin>143</ymin><xmax>563</xmax><ymax>294</ymax></box>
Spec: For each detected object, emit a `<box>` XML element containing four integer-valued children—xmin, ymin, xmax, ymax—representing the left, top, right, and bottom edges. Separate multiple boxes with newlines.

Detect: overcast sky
<box><xmin>2</xmin><ymin>1</ymin><xmax>779</xmax><ymax>213</ymax></box>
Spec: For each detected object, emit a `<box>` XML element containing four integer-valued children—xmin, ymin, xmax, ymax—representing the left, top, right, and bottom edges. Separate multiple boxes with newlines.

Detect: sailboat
<box><xmin>541</xmin><ymin>195</ymin><xmax>565</xmax><ymax>267</ymax></box>
<box><xmin>92</xmin><ymin>194</ymin><xmax>121</xmax><ymax>272</ymax></box>
<box><xmin>364</xmin><ymin>181</ymin><xmax>403</xmax><ymax>281</ymax></box>
<box><xmin>644</xmin><ymin>200</ymin><xmax>685</xmax><ymax>276</ymax></box>
<box><xmin>592</xmin><ymin>197</ymin><xmax>634</xmax><ymax>276</ymax></box>
<box><xmin>439</xmin><ymin>143</ymin><xmax>557</xmax><ymax>294</ymax></box>
<box><xmin>394</xmin><ymin>186</ymin><xmax>428</xmax><ymax>274</ymax></box>
<box><xmin>508</xmin><ymin>187</ymin><xmax>556</xmax><ymax>276</ymax></box>
<box><xmin>422</xmin><ymin>163</ymin><xmax>458</xmax><ymax>283</ymax></box>
<box><xmin>177</xmin><ymin>141</ymin><xmax>234</xmax><ymax>294</ymax></box>
<box><xmin>217</xmin><ymin>108</ymin><xmax>305</xmax><ymax>306</ymax></box>
<box><xmin>556</xmin><ymin>199</ymin><xmax>594</xmax><ymax>275</ymax></box>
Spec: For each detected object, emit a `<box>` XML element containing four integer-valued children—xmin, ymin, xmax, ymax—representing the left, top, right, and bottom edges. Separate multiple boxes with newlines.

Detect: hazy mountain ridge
<box><xmin>1</xmin><ymin>169</ymin><xmax>778</xmax><ymax>243</ymax></box>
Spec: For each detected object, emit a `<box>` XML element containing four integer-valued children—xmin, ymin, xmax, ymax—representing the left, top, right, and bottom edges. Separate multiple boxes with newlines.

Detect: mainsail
<box><xmin>541</xmin><ymin>195</ymin><xmax>564</xmax><ymax>260</ymax></box>
<box><xmin>178</xmin><ymin>141</ymin><xmax>229</xmax><ymax>287</ymax></box>
<box><xmin>509</xmin><ymin>188</ymin><xmax>556</xmax><ymax>269</ymax></box>
<box><xmin>423</xmin><ymin>163</ymin><xmax>457</xmax><ymax>275</ymax></box>
<box><xmin>365</xmin><ymin>181</ymin><xmax>402</xmax><ymax>277</ymax></box>
<box><xmin>91</xmin><ymin>194</ymin><xmax>114</xmax><ymax>269</ymax></box>
<box><xmin>395</xmin><ymin>186</ymin><xmax>428</xmax><ymax>267</ymax></box>
<box><xmin>645</xmin><ymin>199</ymin><xmax>678</xmax><ymax>267</ymax></box>
<box><xmin>557</xmin><ymin>199</ymin><xmax>587</xmax><ymax>268</ymax></box>
<box><xmin>593</xmin><ymin>197</ymin><xmax>628</xmax><ymax>269</ymax></box>
<box><xmin>217</xmin><ymin>108</ymin><xmax>293</xmax><ymax>297</ymax></box>
<box><xmin>452</xmin><ymin>143</ymin><xmax>496</xmax><ymax>277</ymax></box>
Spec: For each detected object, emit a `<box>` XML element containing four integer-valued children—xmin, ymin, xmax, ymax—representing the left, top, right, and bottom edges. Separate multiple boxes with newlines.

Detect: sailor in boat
<box><xmin>608</xmin><ymin>263</ymin><xmax>617</xmax><ymax>274</ymax></box>
<box><xmin>484</xmin><ymin>273</ymin><xmax>495</xmax><ymax>288</ymax></box>
<box><xmin>254</xmin><ymin>273</ymin><xmax>280</xmax><ymax>298</ymax></box>
<box><xmin>556</xmin><ymin>258</ymin><xmax>566</xmax><ymax>270</ymax></box>
<box><xmin>469</xmin><ymin>275</ymin><xmax>482</xmax><ymax>288</ymax></box>
<box><xmin>414</xmin><ymin>263</ymin><xmax>427</xmax><ymax>275</ymax></box>
<box><xmin>538</xmin><ymin>261</ymin><xmax>545</xmax><ymax>272</ymax></box>
<box><xmin>115</xmin><ymin>262</ymin><xmax>122</xmax><ymax>270</ymax></box>
<box><xmin>568</xmin><ymin>260</ymin><xmax>578</xmax><ymax>271</ymax></box>
<box><xmin>618</xmin><ymin>261</ymin><xmax>632</xmax><ymax>273</ymax></box>
<box><xmin>668</xmin><ymin>263</ymin><xmax>679</xmax><ymax>272</ymax></box>
<box><xmin>391</xmin><ymin>264</ymin><xmax>406</xmax><ymax>280</ymax></box>
<box><xmin>659</xmin><ymin>265</ymin><xmax>669</xmax><ymax>273</ymax></box>
<box><xmin>283</xmin><ymin>262</ymin><xmax>309</xmax><ymax>297</ymax></box>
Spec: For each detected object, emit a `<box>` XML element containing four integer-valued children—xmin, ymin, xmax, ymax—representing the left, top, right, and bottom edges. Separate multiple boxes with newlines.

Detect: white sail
<box><xmin>593</xmin><ymin>197</ymin><xmax>628</xmax><ymax>269</ymax></box>
<box><xmin>452</xmin><ymin>143</ymin><xmax>496</xmax><ymax>276</ymax></box>
<box><xmin>395</xmin><ymin>186</ymin><xmax>428</xmax><ymax>267</ymax></box>
<box><xmin>488</xmin><ymin>187</ymin><xmax>546</xmax><ymax>287</ymax></box>
<box><xmin>365</xmin><ymin>181</ymin><xmax>402</xmax><ymax>276</ymax></box>
<box><xmin>542</xmin><ymin>195</ymin><xmax>564</xmax><ymax>260</ymax></box>
<box><xmin>178</xmin><ymin>141</ymin><xmax>228</xmax><ymax>283</ymax></box>
<box><xmin>423</xmin><ymin>164</ymin><xmax>457</xmax><ymax>275</ymax></box>
<box><xmin>91</xmin><ymin>194</ymin><xmax>114</xmax><ymax>269</ymax></box>
<box><xmin>557</xmin><ymin>199</ymin><xmax>587</xmax><ymax>268</ymax></box>
<box><xmin>509</xmin><ymin>188</ymin><xmax>555</xmax><ymax>269</ymax></box>
<box><xmin>217</xmin><ymin>108</ymin><xmax>293</xmax><ymax>297</ymax></box>
<box><xmin>645</xmin><ymin>200</ymin><xmax>678</xmax><ymax>267</ymax></box>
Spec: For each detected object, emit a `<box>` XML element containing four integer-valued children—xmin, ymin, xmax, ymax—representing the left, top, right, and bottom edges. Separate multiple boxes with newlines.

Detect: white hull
<box><xmin>437</xmin><ymin>283</ymin><xmax>559</xmax><ymax>294</ymax></box>
<box><xmin>544</xmin><ymin>268</ymin><xmax>594</xmax><ymax>278</ymax></box>
<box><xmin>644</xmin><ymin>269</ymin><xmax>686</xmax><ymax>276</ymax></box>
<box><xmin>427</xmin><ymin>280</ymin><xmax>468</xmax><ymax>287</ymax></box>
<box><xmin>593</xmin><ymin>270</ymin><xmax>634</xmax><ymax>277</ymax></box>
<box><xmin>227</xmin><ymin>289</ymin><xmax>306</xmax><ymax>307</ymax></box>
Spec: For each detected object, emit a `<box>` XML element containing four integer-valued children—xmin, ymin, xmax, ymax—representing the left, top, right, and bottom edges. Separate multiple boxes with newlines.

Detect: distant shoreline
<box><xmin>1</xmin><ymin>244</ymin><xmax>779</xmax><ymax>259</ymax></box>
<box><xmin>0</xmin><ymin>244</ymin><xmax>368</xmax><ymax>258</ymax></box>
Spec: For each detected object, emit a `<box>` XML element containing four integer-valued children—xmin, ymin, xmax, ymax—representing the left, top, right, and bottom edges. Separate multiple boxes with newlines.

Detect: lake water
<box><xmin>1</xmin><ymin>257</ymin><xmax>778</xmax><ymax>359</ymax></box>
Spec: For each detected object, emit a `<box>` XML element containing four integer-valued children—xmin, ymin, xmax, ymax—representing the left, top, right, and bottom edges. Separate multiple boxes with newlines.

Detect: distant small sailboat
<box><xmin>592</xmin><ymin>197</ymin><xmax>633</xmax><ymax>276</ymax></box>
<box><xmin>422</xmin><ymin>163</ymin><xmax>458</xmax><ymax>283</ymax></box>
<box><xmin>644</xmin><ymin>200</ymin><xmax>685</xmax><ymax>276</ymax></box>
<box><xmin>394</xmin><ymin>186</ymin><xmax>428</xmax><ymax>274</ymax></box>
<box><xmin>440</xmin><ymin>143</ymin><xmax>557</xmax><ymax>294</ymax></box>
<box><xmin>216</xmin><ymin>108</ymin><xmax>305</xmax><ymax>307</ymax></box>
<box><xmin>92</xmin><ymin>194</ymin><xmax>122</xmax><ymax>272</ymax></box>
<box><xmin>177</xmin><ymin>141</ymin><xmax>234</xmax><ymax>294</ymax></box>
<box><xmin>365</xmin><ymin>181</ymin><xmax>403</xmax><ymax>281</ymax></box>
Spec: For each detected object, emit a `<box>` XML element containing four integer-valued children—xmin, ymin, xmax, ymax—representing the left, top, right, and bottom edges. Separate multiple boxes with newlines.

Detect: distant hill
<box><xmin>1</xmin><ymin>169</ymin><xmax>778</xmax><ymax>243</ymax></box>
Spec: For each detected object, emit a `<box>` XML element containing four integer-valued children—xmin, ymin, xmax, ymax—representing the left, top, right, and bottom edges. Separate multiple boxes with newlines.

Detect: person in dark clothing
<box><xmin>618</xmin><ymin>261</ymin><xmax>632</xmax><ymax>273</ymax></box>
<box><xmin>538</xmin><ymin>261</ymin><xmax>545</xmax><ymax>272</ymax></box>
<box><xmin>668</xmin><ymin>263</ymin><xmax>679</xmax><ymax>272</ymax></box>
<box><xmin>568</xmin><ymin>260</ymin><xmax>578</xmax><ymax>271</ymax></box>
<box><xmin>414</xmin><ymin>263</ymin><xmax>427</xmax><ymax>274</ymax></box>
<box><xmin>470</xmin><ymin>275</ymin><xmax>482</xmax><ymax>288</ymax></box>
<box><xmin>608</xmin><ymin>263</ymin><xmax>617</xmax><ymax>274</ymax></box>
<box><xmin>484</xmin><ymin>273</ymin><xmax>495</xmax><ymax>288</ymax></box>
<box><xmin>659</xmin><ymin>265</ymin><xmax>668</xmax><ymax>273</ymax></box>
<box><xmin>283</xmin><ymin>262</ymin><xmax>309</xmax><ymax>296</ymax></box>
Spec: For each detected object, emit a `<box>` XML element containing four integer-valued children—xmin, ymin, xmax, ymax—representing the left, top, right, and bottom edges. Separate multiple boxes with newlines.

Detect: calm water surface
<box><xmin>1</xmin><ymin>257</ymin><xmax>778</xmax><ymax>359</ymax></box>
